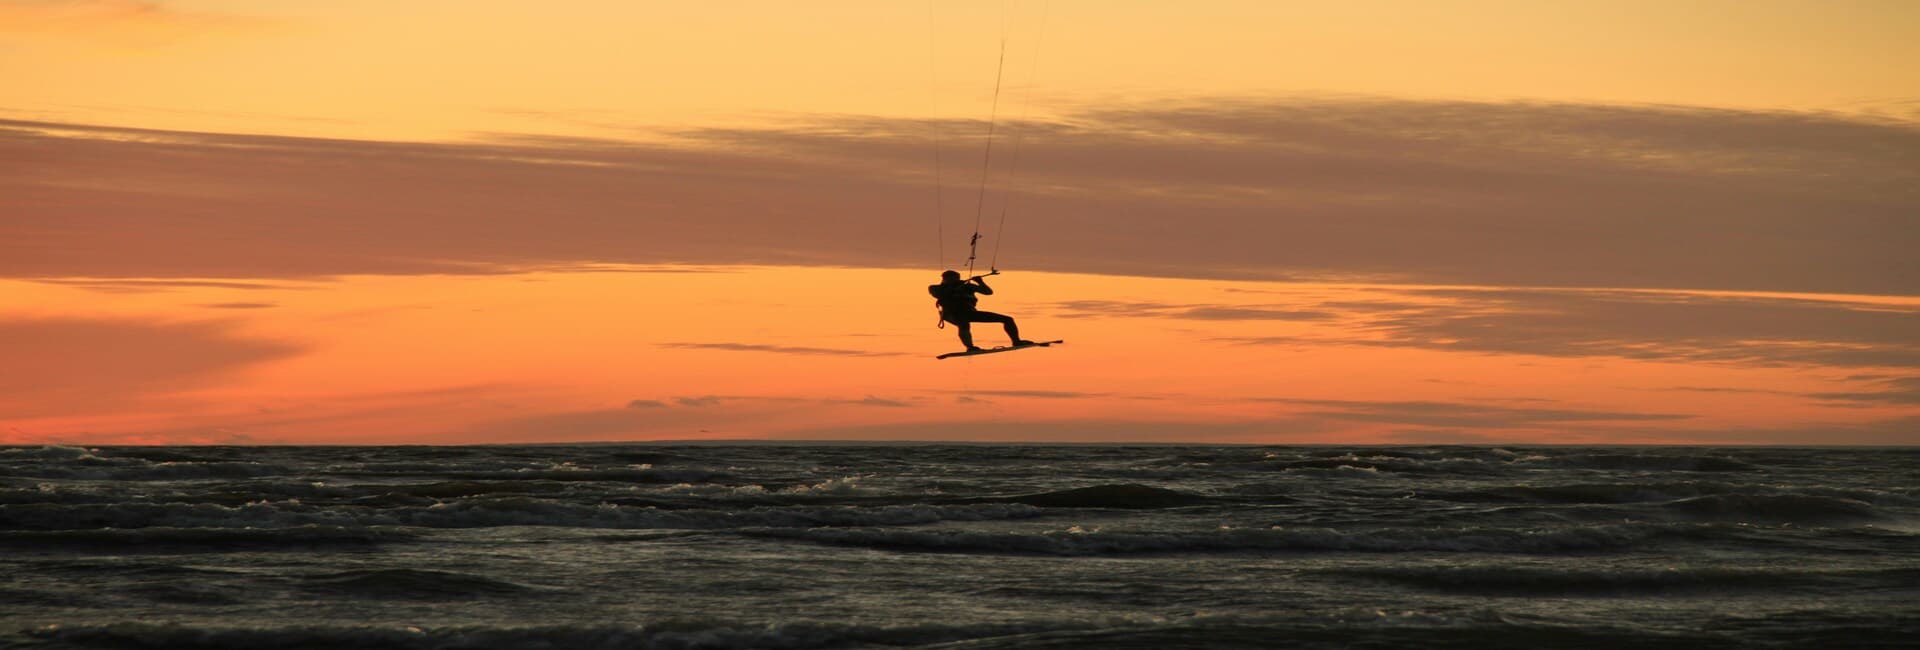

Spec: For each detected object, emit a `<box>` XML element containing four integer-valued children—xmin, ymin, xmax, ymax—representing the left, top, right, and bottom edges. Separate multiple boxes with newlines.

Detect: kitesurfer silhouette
<box><xmin>930</xmin><ymin>270</ymin><xmax>1033</xmax><ymax>352</ymax></box>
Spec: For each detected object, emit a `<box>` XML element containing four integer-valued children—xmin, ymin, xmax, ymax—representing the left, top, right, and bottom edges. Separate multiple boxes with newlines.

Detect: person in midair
<box><xmin>929</xmin><ymin>270</ymin><xmax>1033</xmax><ymax>352</ymax></box>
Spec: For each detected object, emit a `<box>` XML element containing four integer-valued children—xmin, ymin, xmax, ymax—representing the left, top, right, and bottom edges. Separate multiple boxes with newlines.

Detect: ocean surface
<box><xmin>2</xmin><ymin>444</ymin><xmax>1916</xmax><ymax>649</ymax></box>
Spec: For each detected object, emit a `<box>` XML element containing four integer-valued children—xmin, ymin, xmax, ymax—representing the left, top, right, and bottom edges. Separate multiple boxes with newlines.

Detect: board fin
<box><xmin>936</xmin><ymin>340</ymin><xmax>1064</xmax><ymax>360</ymax></box>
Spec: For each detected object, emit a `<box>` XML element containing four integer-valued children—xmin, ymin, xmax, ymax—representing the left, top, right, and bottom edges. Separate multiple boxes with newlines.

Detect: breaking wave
<box><xmin>1660</xmin><ymin>494</ymin><xmax>1881</xmax><ymax>524</ymax></box>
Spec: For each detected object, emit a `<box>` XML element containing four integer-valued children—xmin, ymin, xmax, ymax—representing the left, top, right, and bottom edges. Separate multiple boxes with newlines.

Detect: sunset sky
<box><xmin>3</xmin><ymin>0</ymin><xmax>1917</xmax><ymax>445</ymax></box>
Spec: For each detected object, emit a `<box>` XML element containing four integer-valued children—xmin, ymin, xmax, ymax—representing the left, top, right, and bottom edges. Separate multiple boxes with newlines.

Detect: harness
<box><xmin>931</xmin><ymin>282</ymin><xmax>978</xmax><ymax>328</ymax></box>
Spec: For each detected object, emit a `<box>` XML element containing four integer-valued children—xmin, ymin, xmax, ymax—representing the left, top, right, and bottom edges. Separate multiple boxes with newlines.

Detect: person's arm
<box><xmin>971</xmin><ymin>278</ymin><xmax>994</xmax><ymax>295</ymax></box>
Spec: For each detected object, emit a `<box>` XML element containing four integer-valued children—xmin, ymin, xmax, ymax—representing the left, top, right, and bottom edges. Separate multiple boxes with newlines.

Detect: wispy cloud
<box><xmin>941</xmin><ymin>389</ymin><xmax>1111</xmax><ymax>400</ymax></box>
<box><xmin>1177</xmin><ymin>306</ymin><xmax>1334</xmax><ymax>321</ymax></box>
<box><xmin>660</xmin><ymin>394</ymin><xmax>914</xmax><ymax>408</ymax></box>
<box><xmin>1809</xmin><ymin>376</ymin><xmax>1920</xmax><ymax>405</ymax></box>
<box><xmin>1050</xmin><ymin>300</ymin><xmax>1332</xmax><ymax>321</ymax></box>
<box><xmin>1221</xmin><ymin>288</ymin><xmax>1920</xmax><ymax>369</ymax></box>
<box><xmin>1638</xmin><ymin>386</ymin><xmax>1804</xmax><ymax>396</ymax></box>
<box><xmin>846</xmin><ymin>395</ymin><xmax>912</xmax><ymax>408</ymax></box>
<box><xmin>660</xmin><ymin>342</ymin><xmax>905</xmax><ymax>357</ymax></box>
<box><xmin>1259</xmin><ymin>397</ymin><xmax>1695</xmax><ymax>429</ymax></box>
<box><xmin>29</xmin><ymin>278</ymin><xmax>298</xmax><ymax>293</ymax></box>
<box><xmin>0</xmin><ymin>317</ymin><xmax>300</xmax><ymax>417</ymax></box>
<box><xmin>0</xmin><ymin>1</ymin><xmax>273</xmax><ymax>48</ymax></box>
<box><xmin>461</xmin><ymin>407</ymin><xmax>697</xmax><ymax>441</ymax></box>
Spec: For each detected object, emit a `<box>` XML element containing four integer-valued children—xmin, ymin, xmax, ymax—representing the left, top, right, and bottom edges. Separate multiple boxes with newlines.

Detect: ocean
<box><xmin>2</xmin><ymin>444</ymin><xmax>1915</xmax><ymax>649</ymax></box>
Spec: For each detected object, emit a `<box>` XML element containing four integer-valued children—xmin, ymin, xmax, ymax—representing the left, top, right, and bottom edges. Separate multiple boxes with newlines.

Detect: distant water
<box><xmin>3</xmin><ymin>444</ymin><xmax>1916</xmax><ymax>649</ymax></box>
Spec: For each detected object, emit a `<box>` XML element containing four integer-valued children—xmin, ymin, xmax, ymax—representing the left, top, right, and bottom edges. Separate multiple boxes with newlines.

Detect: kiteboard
<box><xmin>936</xmin><ymin>340</ymin><xmax>1064</xmax><ymax>360</ymax></box>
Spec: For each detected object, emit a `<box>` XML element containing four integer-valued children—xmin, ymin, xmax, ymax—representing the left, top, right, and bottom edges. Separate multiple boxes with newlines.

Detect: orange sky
<box><xmin>3</xmin><ymin>1</ymin><xmax>1917</xmax><ymax>444</ymax></box>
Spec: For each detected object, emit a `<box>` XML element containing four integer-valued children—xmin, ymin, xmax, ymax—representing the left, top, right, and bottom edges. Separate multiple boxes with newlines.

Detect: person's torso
<box><xmin>930</xmin><ymin>282</ymin><xmax>978</xmax><ymax>311</ymax></box>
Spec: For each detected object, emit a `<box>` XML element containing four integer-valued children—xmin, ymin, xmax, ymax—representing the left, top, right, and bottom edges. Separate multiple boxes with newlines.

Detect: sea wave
<box><xmin>0</xmin><ymin>500</ymin><xmax>1046</xmax><ymax>532</ymax></box>
<box><xmin>1413</xmin><ymin>483</ymin><xmax>1909</xmax><ymax>526</ymax></box>
<box><xmin>1660</xmin><ymin>494</ymin><xmax>1881</xmax><ymax>524</ymax></box>
<box><xmin>0</xmin><ymin>457</ymin><xmax>296</xmax><ymax>481</ymax></box>
<box><xmin>1527</xmin><ymin>453</ymin><xmax>1758</xmax><ymax>472</ymax></box>
<box><xmin>1263</xmin><ymin>456</ymin><xmax>1507</xmax><ymax>476</ymax></box>
<box><xmin>1317</xmin><ymin>564</ymin><xmax>1892</xmax><ymax>596</ymax></box>
<box><xmin>11</xmin><ymin>612</ymin><xmax>1757</xmax><ymax>650</ymax></box>
<box><xmin>439</xmin><ymin>467</ymin><xmax>731</xmax><ymax>484</ymax></box>
<box><xmin>1424</xmin><ymin>482</ymin><xmax>1743</xmax><ymax>504</ymax></box>
<box><xmin>1304</xmin><ymin>449</ymin><xmax>1431</xmax><ymax>460</ymax></box>
<box><xmin>35</xmin><ymin>561</ymin><xmax>244</xmax><ymax>578</ymax></box>
<box><xmin>0</xmin><ymin>484</ymin><xmax>112</xmax><ymax>505</ymax></box>
<box><xmin>16</xmin><ymin>620</ymin><xmax>1091</xmax><ymax>650</ymax></box>
<box><xmin>302</xmin><ymin>568</ymin><xmax>535</xmax><ymax>598</ymax></box>
<box><xmin>0</xmin><ymin>525</ymin><xmax>415</xmax><ymax>550</ymax></box>
<box><xmin>988</xmin><ymin>484</ymin><xmax>1213</xmax><ymax>509</ymax></box>
<box><xmin>0</xmin><ymin>445</ymin><xmax>108</xmax><ymax>462</ymax></box>
<box><xmin>607</xmin><ymin>451</ymin><xmax>681</xmax><ymax>465</ymax></box>
<box><xmin>744</xmin><ymin>521</ymin><xmax>1746</xmax><ymax>556</ymax></box>
<box><xmin>366</xmin><ymin>480</ymin><xmax>581</xmax><ymax>500</ymax></box>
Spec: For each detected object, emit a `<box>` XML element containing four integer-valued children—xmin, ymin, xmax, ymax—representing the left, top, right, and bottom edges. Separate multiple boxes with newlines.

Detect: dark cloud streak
<box><xmin>1809</xmin><ymin>376</ymin><xmax>1920</xmax><ymax>405</ymax></box>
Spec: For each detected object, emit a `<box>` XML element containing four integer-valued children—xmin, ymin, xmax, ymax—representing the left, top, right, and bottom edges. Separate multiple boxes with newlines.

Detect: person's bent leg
<box><xmin>950</xmin><ymin>320</ymin><xmax>977</xmax><ymax>349</ymax></box>
<box><xmin>971</xmin><ymin>311</ymin><xmax>1022</xmax><ymax>345</ymax></box>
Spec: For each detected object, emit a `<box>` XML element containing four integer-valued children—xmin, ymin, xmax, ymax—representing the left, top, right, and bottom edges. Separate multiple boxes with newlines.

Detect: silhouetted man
<box><xmin>930</xmin><ymin>270</ymin><xmax>1032</xmax><ymax>352</ymax></box>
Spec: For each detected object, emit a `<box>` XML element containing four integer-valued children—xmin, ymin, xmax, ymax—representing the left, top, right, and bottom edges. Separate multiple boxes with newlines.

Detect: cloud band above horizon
<box><xmin>5</xmin><ymin>97</ymin><xmax>1915</xmax><ymax>295</ymax></box>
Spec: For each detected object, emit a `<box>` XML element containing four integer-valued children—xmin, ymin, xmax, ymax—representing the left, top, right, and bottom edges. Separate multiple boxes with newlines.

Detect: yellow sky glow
<box><xmin>3</xmin><ymin>1</ymin><xmax>1916</xmax><ymax>141</ymax></box>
